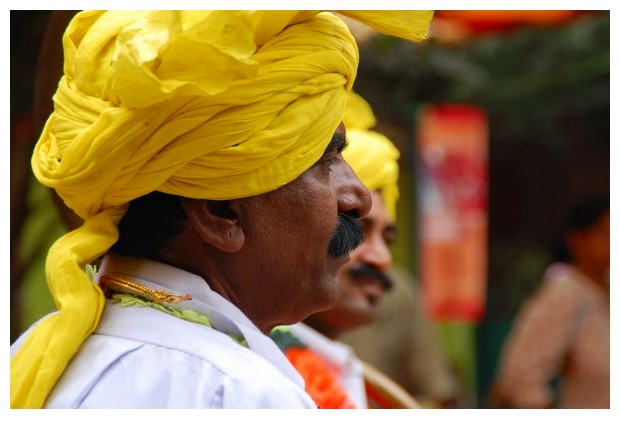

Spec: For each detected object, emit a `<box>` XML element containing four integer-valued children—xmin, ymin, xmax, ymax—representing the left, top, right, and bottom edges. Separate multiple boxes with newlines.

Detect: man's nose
<box><xmin>337</xmin><ymin>162</ymin><xmax>371</xmax><ymax>220</ymax></box>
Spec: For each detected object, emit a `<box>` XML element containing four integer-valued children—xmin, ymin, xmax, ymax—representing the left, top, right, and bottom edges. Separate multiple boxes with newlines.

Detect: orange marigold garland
<box><xmin>285</xmin><ymin>347</ymin><xmax>356</xmax><ymax>409</ymax></box>
<box><xmin>270</xmin><ymin>327</ymin><xmax>356</xmax><ymax>409</ymax></box>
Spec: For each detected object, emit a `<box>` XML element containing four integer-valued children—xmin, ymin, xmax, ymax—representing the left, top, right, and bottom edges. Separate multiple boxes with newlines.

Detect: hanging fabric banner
<box><xmin>416</xmin><ymin>104</ymin><xmax>488</xmax><ymax>322</ymax></box>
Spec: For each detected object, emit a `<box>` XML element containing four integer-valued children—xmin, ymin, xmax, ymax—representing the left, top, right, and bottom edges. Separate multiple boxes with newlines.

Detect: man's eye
<box><xmin>384</xmin><ymin>233</ymin><xmax>397</xmax><ymax>246</ymax></box>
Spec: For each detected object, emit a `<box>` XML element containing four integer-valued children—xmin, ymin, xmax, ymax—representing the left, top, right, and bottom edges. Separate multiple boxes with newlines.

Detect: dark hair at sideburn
<box><xmin>110</xmin><ymin>191</ymin><xmax>189</xmax><ymax>260</ymax></box>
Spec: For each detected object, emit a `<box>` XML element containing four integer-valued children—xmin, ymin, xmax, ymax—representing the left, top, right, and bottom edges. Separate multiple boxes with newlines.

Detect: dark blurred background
<box><xmin>10</xmin><ymin>11</ymin><xmax>610</xmax><ymax>408</ymax></box>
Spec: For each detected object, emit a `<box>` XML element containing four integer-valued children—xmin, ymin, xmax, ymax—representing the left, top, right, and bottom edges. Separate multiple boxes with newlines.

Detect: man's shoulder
<box><xmin>45</xmin><ymin>306</ymin><xmax>313</xmax><ymax>408</ymax></box>
<box><xmin>96</xmin><ymin>302</ymin><xmax>279</xmax><ymax>370</ymax></box>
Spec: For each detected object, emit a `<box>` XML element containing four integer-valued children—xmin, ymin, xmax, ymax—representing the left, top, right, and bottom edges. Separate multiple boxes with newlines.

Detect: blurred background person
<box><xmin>491</xmin><ymin>194</ymin><xmax>609</xmax><ymax>408</ymax></box>
<box><xmin>340</xmin><ymin>265</ymin><xmax>463</xmax><ymax>408</ymax></box>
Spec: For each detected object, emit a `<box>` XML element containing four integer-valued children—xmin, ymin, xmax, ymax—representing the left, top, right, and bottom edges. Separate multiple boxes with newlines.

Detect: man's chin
<box><xmin>345</xmin><ymin>307</ymin><xmax>378</xmax><ymax>328</ymax></box>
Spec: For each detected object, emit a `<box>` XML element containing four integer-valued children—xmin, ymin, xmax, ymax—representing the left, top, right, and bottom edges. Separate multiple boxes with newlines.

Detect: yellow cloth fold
<box><xmin>12</xmin><ymin>10</ymin><xmax>432</xmax><ymax>408</ymax></box>
<box><xmin>338</xmin><ymin>10</ymin><xmax>433</xmax><ymax>41</ymax></box>
<box><xmin>343</xmin><ymin>92</ymin><xmax>400</xmax><ymax>220</ymax></box>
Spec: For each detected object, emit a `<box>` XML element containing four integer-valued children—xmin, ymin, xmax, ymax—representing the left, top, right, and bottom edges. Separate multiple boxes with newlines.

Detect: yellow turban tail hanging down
<box><xmin>342</xmin><ymin>92</ymin><xmax>401</xmax><ymax>221</ymax></box>
<box><xmin>11</xmin><ymin>10</ymin><xmax>433</xmax><ymax>408</ymax></box>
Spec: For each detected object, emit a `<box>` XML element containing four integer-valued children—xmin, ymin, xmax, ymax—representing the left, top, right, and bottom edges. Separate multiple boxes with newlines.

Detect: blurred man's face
<box><xmin>305</xmin><ymin>190</ymin><xmax>395</xmax><ymax>338</ymax></box>
<box><xmin>568</xmin><ymin>211</ymin><xmax>610</xmax><ymax>272</ymax></box>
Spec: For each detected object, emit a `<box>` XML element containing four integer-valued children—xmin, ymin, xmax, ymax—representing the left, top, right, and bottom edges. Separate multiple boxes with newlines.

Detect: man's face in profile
<box><xmin>234</xmin><ymin>125</ymin><xmax>372</xmax><ymax>331</ymax></box>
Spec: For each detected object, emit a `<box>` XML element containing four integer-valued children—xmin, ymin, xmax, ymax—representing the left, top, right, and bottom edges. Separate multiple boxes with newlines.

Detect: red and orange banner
<box><xmin>416</xmin><ymin>104</ymin><xmax>488</xmax><ymax>322</ymax></box>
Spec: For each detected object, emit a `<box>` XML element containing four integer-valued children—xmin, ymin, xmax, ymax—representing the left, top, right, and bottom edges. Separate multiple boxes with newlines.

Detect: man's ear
<box><xmin>180</xmin><ymin>198</ymin><xmax>245</xmax><ymax>252</ymax></box>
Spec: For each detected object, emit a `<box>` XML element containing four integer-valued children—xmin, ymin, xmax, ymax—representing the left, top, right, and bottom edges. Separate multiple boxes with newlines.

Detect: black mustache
<box><xmin>347</xmin><ymin>263</ymin><xmax>393</xmax><ymax>292</ymax></box>
<box><xmin>328</xmin><ymin>212</ymin><xmax>365</xmax><ymax>258</ymax></box>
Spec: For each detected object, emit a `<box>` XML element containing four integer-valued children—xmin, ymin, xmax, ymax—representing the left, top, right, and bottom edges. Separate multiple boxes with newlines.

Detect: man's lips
<box><xmin>355</xmin><ymin>278</ymin><xmax>385</xmax><ymax>307</ymax></box>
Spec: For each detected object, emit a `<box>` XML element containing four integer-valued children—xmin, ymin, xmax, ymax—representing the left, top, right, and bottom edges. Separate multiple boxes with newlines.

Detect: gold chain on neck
<box><xmin>99</xmin><ymin>274</ymin><xmax>192</xmax><ymax>304</ymax></box>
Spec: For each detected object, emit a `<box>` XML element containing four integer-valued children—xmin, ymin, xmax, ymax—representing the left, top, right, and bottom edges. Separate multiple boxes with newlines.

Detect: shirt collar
<box><xmin>96</xmin><ymin>254</ymin><xmax>306</xmax><ymax>386</ymax></box>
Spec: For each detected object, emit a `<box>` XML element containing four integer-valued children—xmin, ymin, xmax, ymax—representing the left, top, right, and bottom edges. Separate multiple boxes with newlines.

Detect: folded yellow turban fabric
<box><xmin>343</xmin><ymin>92</ymin><xmax>400</xmax><ymax>220</ymax></box>
<box><xmin>12</xmin><ymin>10</ymin><xmax>433</xmax><ymax>408</ymax></box>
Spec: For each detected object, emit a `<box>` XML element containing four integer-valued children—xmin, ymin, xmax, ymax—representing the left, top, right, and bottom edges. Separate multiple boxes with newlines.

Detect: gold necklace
<box><xmin>99</xmin><ymin>274</ymin><xmax>192</xmax><ymax>304</ymax></box>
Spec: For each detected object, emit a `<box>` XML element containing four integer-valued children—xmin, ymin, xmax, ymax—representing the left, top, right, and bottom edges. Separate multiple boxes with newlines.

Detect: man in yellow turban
<box><xmin>270</xmin><ymin>92</ymin><xmax>419</xmax><ymax>408</ymax></box>
<box><xmin>11</xmin><ymin>10</ymin><xmax>433</xmax><ymax>408</ymax></box>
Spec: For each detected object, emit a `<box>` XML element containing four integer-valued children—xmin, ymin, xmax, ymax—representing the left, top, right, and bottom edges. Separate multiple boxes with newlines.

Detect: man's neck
<box><xmin>304</xmin><ymin>318</ymin><xmax>342</xmax><ymax>340</ymax></box>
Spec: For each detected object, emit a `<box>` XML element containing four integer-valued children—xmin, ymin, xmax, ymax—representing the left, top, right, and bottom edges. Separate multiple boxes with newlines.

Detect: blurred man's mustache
<box><xmin>347</xmin><ymin>263</ymin><xmax>393</xmax><ymax>292</ymax></box>
<box><xmin>328</xmin><ymin>212</ymin><xmax>365</xmax><ymax>258</ymax></box>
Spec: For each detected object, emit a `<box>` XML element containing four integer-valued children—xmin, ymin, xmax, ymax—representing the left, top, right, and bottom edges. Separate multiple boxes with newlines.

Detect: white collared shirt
<box><xmin>12</xmin><ymin>255</ymin><xmax>317</xmax><ymax>409</ymax></box>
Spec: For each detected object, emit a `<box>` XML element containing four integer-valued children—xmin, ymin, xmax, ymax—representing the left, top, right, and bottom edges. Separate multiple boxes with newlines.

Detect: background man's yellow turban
<box><xmin>11</xmin><ymin>10</ymin><xmax>433</xmax><ymax>408</ymax></box>
<box><xmin>343</xmin><ymin>92</ymin><xmax>400</xmax><ymax>220</ymax></box>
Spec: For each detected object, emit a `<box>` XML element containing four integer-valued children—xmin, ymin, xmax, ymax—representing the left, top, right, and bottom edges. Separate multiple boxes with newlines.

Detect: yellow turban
<box><xmin>12</xmin><ymin>10</ymin><xmax>433</xmax><ymax>408</ymax></box>
<box><xmin>343</xmin><ymin>92</ymin><xmax>400</xmax><ymax>220</ymax></box>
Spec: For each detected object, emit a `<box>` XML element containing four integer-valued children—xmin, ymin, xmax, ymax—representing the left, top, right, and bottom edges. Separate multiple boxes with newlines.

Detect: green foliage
<box><xmin>18</xmin><ymin>176</ymin><xmax>68</xmax><ymax>332</ymax></box>
<box><xmin>356</xmin><ymin>11</ymin><xmax>609</xmax><ymax>155</ymax></box>
<box><xmin>355</xmin><ymin>11</ymin><xmax>609</xmax><ymax>298</ymax></box>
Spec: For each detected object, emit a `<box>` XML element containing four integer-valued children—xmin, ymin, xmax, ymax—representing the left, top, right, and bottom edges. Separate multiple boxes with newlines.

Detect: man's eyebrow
<box><xmin>325</xmin><ymin>132</ymin><xmax>349</xmax><ymax>154</ymax></box>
